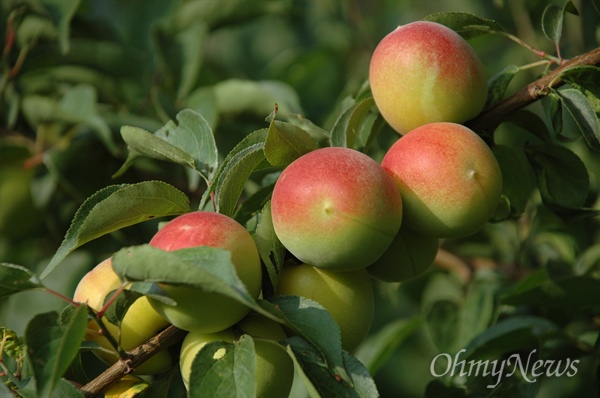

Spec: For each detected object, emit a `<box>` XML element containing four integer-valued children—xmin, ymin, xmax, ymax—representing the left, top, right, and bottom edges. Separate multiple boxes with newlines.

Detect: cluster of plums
<box><xmin>72</xmin><ymin>21</ymin><xmax>502</xmax><ymax>397</ymax></box>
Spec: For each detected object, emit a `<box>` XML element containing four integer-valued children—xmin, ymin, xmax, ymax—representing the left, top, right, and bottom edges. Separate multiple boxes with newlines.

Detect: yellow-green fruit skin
<box><xmin>369</xmin><ymin>21</ymin><xmax>487</xmax><ymax>134</ymax></box>
<box><xmin>368</xmin><ymin>226</ymin><xmax>439</xmax><ymax>282</ymax></box>
<box><xmin>180</xmin><ymin>316</ymin><xmax>293</xmax><ymax>398</ymax></box>
<box><xmin>275</xmin><ymin>263</ymin><xmax>374</xmax><ymax>351</ymax></box>
<box><xmin>73</xmin><ymin>258</ymin><xmax>172</xmax><ymax>374</ymax></box>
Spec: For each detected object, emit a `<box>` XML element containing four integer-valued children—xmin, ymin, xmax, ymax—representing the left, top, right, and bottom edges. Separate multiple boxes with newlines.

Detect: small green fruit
<box><xmin>275</xmin><ymin>263</ymin><xmax>374</xmax><ymax>351</ymax></box>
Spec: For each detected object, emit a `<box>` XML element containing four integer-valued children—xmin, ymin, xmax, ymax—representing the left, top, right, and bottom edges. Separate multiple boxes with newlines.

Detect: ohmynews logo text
<box><xmin>430</xmin><ymin>349</ymin><xmax>579</xmax><ymax>388</ymax></box>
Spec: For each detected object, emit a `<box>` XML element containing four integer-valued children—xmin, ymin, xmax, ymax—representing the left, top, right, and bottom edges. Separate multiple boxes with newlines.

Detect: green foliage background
<box><xmin>1</xmin><ymin>0</ymin><xmax>599</xmax><ymax>397</ymax></box>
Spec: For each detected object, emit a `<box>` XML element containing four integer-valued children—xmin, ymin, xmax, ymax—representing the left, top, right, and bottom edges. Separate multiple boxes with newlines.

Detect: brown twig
<box><xmin>79</xmin><ymin>325</ymin><xmax>187</xmax><ymax>397</ymax></box>
<box><xmin>465</xmin><ymin>46</ymin><xmax>600</xmax><ymax>134</ymax></box>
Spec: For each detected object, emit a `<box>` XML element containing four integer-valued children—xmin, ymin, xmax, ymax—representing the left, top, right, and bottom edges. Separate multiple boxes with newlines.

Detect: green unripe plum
<box><xmin>148</xmin><ymin>211</ymin><xmax>262</xmax><ymax>333</ymax></box>
<box><xmin>381</xmin><ymin>122</ymin><xmax>502</xmax><ymax>238</ymax></box>
<box><xmin>73</xmin><ymin>258</ymin><xmax>172</xmax><ymax>375</ymax></box>
<box><xmin>275</xmin><ymin>263</ymin><xmax>374</xmax><ymax>351</ymax></box>
<box><xmin>367</xmin><ymin>226</ymin><xmax>439</xmax><ymax>282</ymax></box>
<box><xmin>180</xmin><ymin>315</ymin><xmax>294</xmax><ymax>398</ymax></box>
<box><xmin>271</xmin><ymin>147</ymin><xmax>402</xmax><ymax>271</ymax></box>
<box><xmin>369</xmin><ymin>21</ymin><xmax>487</xmax><ymax>134</ymax></box>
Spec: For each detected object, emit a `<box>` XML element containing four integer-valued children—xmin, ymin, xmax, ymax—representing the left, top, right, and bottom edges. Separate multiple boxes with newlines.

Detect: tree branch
<box><xmin>79</xmin><ymin>325</ymin><xmax>187</xmax><ymax>397</ymax></box>
<box><xmin>465</xmin><ymin>46</ymin><xmax>600</xmax><ymax>134</ymax></box>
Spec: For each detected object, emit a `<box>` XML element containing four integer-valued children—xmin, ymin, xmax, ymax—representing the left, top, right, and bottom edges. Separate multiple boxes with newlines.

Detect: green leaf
<box><xmin>116</xmin><ymin>109</ymin><xmax>218</xmax><ymax>180</ymax></box>
<box><xmin>544</xmin><ymin>92</ymin><xmax>564</xmax><ymax>137</ymax></box>
<box><xmin>422</xmin><ymin>273</ymin><xmax>463</xmax><ymax>353</ymax></box>
<box><xmin>486</xmin><ymin>65</ymin><xmax>520</xmax><ymax>108</ymax></box>
<box><xmin>423</xmin><ymin>12</ymin><xmax>504</xmax><ymax>39</ymax></box>
<box><xmin>260</xmin><ymin>296</ymin><xmax>350</xmax><ymax>384</ymax></box>
<box><xmin>541</xmin><ymin>4</ymin><xmax>564</xmax><ymax>44</ymax></box>
<box><xmin>285</xmin><ymin>337</ymin><xmax>377</xmax><ymax>397</ymax></box>
<box><xmin>21</xmin><ymin>85</ymin><xmax>117</xmax><ymax>155</ymax></box>
<box><xmin>504</xmin><ymin>110</ymin><xmax>552</xmax><ymax>143</ymax></box>
<box><xmin>233</xmin><ymin>182</ymin><xmax>275</xmax><ymax>226</ymax></box>
<box><xmin>0</xmin><ymin>263</ymin><xmax>43</xmax><ymax>298</ymax></box>
<box><xmin>41</xmin><ymin>0</ymin><xmax>82</xmax><ymax>54</ymax></box>
<box><xmin>115</xmin><ymin>126</ymin><xmax>196</xmax><ymax>177</ymax></box>
<box><xmin>200</xmin><ymin>129</ymin><xmax>269</xmax><ymax>211</ymax></box>
<box><xmin>560</xmin><ymin>65</ymin><xmax>600</xmax><ymax>114</ymax></box>
<box><xmin>154</xmin><ymin>109</ymin><xmax>219</xmax><ymax>178</ymax></box>
<box><xmin>113</xmin><ymin>245</ymin><xmax>255</xmax><ymax>305</ymax></box>
<box><xmin>330</xmin><ymin>97</ymin><xmax>375</xmax><ymax>149</ymax></box>
<box><xmin>176</xmin><ymin>21</ymin><xmax>208</xmax><ymax>100</ymax></box>
<box><xmin>41</xmin><ymin>181</ymin><xmax>190</xmax><ymax>279</ymax></box>
<box><xmin>188</xmin><ymin>336</ymin><xmax>256</xmax><ymax>398</ymax></box>
<box><xmin>253</xmin><ymin>201</ymin><xmax>285</xmax><ymax>296</ymax></box>
<box><xmin>24</xmin><ymin>306</ymin><xmax>88</xmax><ymax>398</ymax></box>
<box><xmin>461</xmin><ymin>316</ymin><xmax>559</xmax><ymax>360</ymax></box>
<box><xmin>211</xmin><ymin>131</ymin><xmax>271</xmax><ymax>216</ymax></box>
<box><xmin>526</xmin><ymin>143</ymin><xmax>590</xmax><ymax>209</ymax></box>
<box><xmin>213</xmin><ymin>79</ymin><xmax>303</xmax><ymax>117</ymax></box>
<box><xmin>492</xmin><ymin>145</ymin><xmax>535</xmax><ymax>217</ymax></box>
<box><xmin>264</xmin><ymin>119</ymin><xmax>318</xmax><ymax>168</ymax></box>
<box><xmin>554</xmin><ymin>88</ymin><xmax>600</xmax><ymax>151</ymax></box>
<box><xmin>51</xmin><ymin>378</ymin><xmax>86</xmax><ymax>398</ymax></box>
<box><xmin>355</xmin><ymin>317</ymin><xmax>421</xmax><ymax>374</ymax></box>
<box><xmin>541</xmin><ymin>1</ymin><xmax>578</xmax><ymax>44</ymax></box>
<box><xmin>502</xmin><ymin>273</ymin><xmax>600</xmax><ymax>312</ymax></box>
<box><xmin>102</xmin><ymin>289</ymin><xmax>142</xmax><ymax>326</ymax></box>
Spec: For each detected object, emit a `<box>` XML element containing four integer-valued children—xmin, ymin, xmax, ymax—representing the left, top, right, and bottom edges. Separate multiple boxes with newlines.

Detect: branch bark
<box><xmin>79</xmin><ymin>325</ymin><xmax>187</xmax><ymax>397</ymax></box>
<box><xmin>465</xmin><ymin>46</ymin><xmax>600</xmax><ymax>134</ymax></box>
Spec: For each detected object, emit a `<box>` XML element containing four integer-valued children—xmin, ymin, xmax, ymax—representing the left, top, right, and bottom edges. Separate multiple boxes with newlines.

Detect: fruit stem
<box><xmin>97</xmin><ymin>282</ymin><xmax>128</xmax><ymax>319</ymax></box>
<box><xmin>44</xmin><ymin>287</ymin><xmax>81</xmax><ymax>307</ymax></box>
<box><xmin>493</xmin><ymin>31</ymin><xmax>561</xmax><ymax>64</ymax></box>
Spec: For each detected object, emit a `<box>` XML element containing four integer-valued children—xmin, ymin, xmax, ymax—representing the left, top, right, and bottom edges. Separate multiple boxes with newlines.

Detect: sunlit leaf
<box><xmin>0</xmin><ymin>263</ymin><xmax>43</xmax><ymax>298</ymax></box>
<box><xmin>264</xmin><ymin>119</ymin><xmax>317</xmax><ymax>168</ymax></box>
<box><xmin>330</xmin><ymin>97</ymin><xmax>375</xmax><ymax>149</ymax></box>
<box><xmin>423</xmin><ymin>12</ymin><xmax>504</xmax><ymax>39</ymax></box>
<box><xmin>24</xmin><ymin>306</ymin><xmax>88</xmax><ymax>398</ymax></box>
<box><xmin>213</xmin><ymin>79</ymin><xmax>303</xmax><ymax>117</ymax></box>
<box><xmin>111</xmin><ymin>245</ymin><xmax>276</xmax><ymax>321</ymax></box>
<box><xmin>117</xmin><ymin>109</ymin><xmax>218</xmax><ymax>180</ymax></box>
<box><xmin>154</xmin><ymin>109</ymin><xmax>219</xmax><ymax>177</ymax></box>
<box><xmin>202</xmin><ymin>129</ymin><xmax>270</xmax><ymax>216</ymax></box>
<box><xmin>41</xmin><ymin>182</ymin><xmax>190</xmax><ymax>279</ymax></box>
